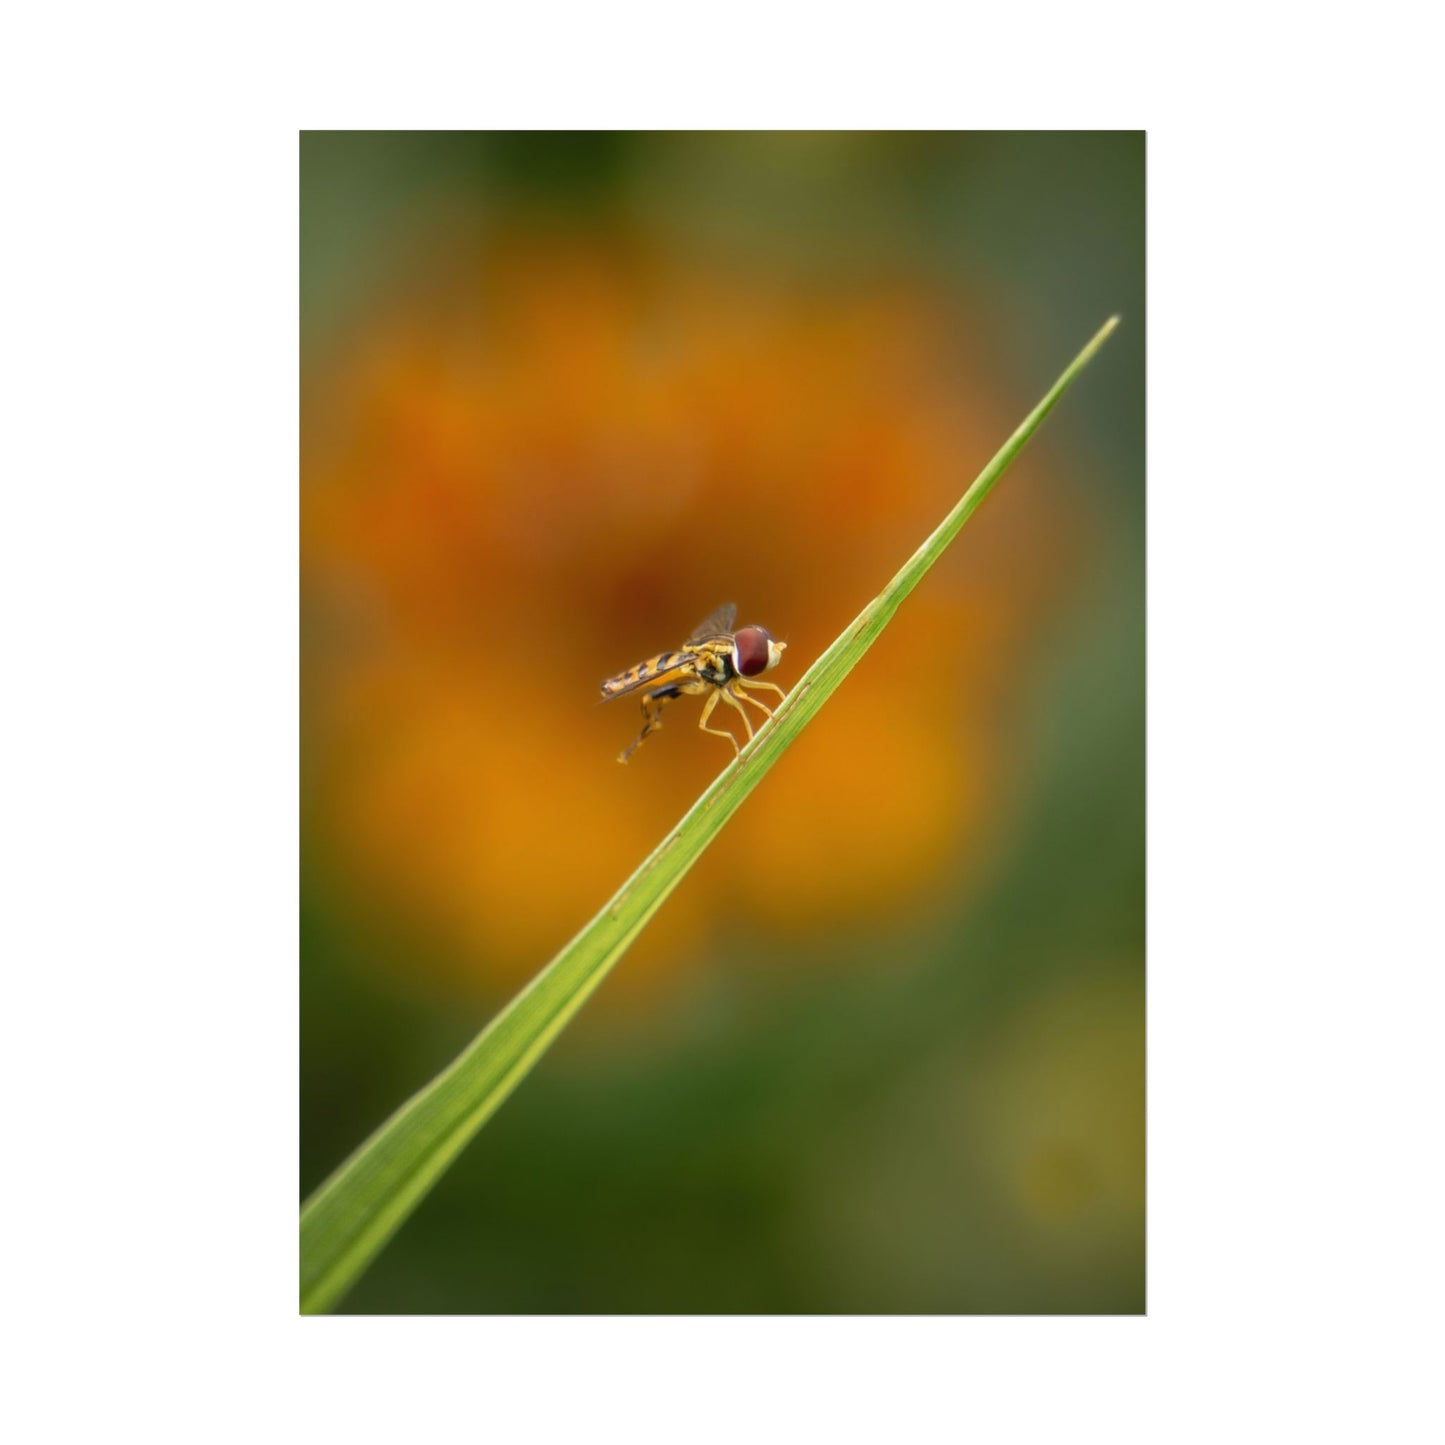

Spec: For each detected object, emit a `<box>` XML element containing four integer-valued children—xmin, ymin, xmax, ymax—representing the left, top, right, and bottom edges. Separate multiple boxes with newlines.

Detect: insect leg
<box><xmin>619</xmin><ymin>691</ymin><xmax>672</xmax><ymax>763</ymax></box>
<box><xmin>728</xmin><ymin>681</ymin><xmax>777</xmax><ymax>721</ymax></box>
<box><xmin>734</xmin><ymin>677</ymin><xmax>787</xmax><ymax>707</ymax></box>
<box><xmin>697</xmin><ymin>688</ymin><xmax>741</xmax><ymax>756</ymax></box>
<box><xmin>716</xmin><ymin>684</ymin><xmax>755</xmax><ymax>741</ymax></box>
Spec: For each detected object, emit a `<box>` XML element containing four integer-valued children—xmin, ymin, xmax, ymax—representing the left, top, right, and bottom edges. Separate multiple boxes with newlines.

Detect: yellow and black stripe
<box><xmin>600</xmin><ymin>640</ymin><xmax>733</xmax><ymax>701</ymax></box>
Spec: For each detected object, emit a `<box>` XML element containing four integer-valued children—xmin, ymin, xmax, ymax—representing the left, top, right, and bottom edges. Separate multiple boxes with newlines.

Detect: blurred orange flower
<box><xmin>302</xmin><ymin>234</ymin><xmax>1075</xmax><ymax>994</ymax></box>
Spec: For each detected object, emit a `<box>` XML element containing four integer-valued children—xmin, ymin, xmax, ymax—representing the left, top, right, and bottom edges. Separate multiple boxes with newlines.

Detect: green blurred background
<box><xmin>301</xmin><ymin>131</ymin><xmax>1144</xmax><ymax>1314</ymax></box>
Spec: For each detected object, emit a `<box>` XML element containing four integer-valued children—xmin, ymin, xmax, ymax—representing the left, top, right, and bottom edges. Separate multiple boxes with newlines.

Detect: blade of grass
<box><xmin>300</xmin><ymin>315</ymin><xmax>1120</xmax><ymax>1313</ymax></box>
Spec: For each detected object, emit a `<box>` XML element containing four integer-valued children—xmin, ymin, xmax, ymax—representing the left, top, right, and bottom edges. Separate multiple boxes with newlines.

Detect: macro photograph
<box><xmin>299</xmin><ymin>130</ymin><xmax>1145</xmax><ymax>1315</ymax></box>
<box><xmin>10</xmin><ymin>2</ymin><xmax>1439</xmax><ymax>1435</ymax></box>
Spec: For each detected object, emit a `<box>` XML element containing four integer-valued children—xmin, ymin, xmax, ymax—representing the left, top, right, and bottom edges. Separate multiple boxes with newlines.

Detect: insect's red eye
<box><xmin>734</xmin><ymin>626</ymin><xmax>772</xmax><ymax>677</ymax></box>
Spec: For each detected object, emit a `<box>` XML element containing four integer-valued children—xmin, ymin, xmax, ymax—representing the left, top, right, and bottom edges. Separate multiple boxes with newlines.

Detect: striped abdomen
<box><xmin>600</xmin><ymin>650</ymin><xmax>697</xmax><ymax>700</ymax></box>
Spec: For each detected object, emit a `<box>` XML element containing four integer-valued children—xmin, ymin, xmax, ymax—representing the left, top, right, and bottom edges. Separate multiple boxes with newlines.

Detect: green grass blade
<box><xmin>299</xmin><ymin>315</ymin><xmax>1120</xmax><ymax>1314</ymax></box>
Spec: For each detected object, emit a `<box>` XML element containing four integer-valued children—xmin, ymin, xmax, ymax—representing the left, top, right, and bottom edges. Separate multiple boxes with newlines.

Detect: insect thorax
<box><xmin>691</xmin><ymin>642</ymin><xmax>734</xmax><ymax>688</ymax></box>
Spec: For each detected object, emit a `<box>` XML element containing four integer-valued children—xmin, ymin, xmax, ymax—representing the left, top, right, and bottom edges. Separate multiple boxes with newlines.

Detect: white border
<box><xmin>4</xmin><ymin>4</ymin><xmax>1442</xmax><ymax>1440</ymax></box>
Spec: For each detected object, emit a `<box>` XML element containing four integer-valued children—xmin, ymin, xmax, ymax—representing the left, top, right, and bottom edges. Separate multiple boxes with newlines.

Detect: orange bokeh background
<box><xmin>303</xmin><ymin>236</ymin><xmax>1076</xmax><ymax>993</ymax></box>
<box><xmin>301</xmin><ymin>131</ymin><xmax>1145</xmax><ymax>1315</ymax></box>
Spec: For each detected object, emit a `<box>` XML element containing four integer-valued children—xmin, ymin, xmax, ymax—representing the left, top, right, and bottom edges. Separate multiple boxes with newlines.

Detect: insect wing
<box><xmin>685</xmin><ymin>602</ymin><xmax>737</xmax><ymax>645</ymax></box>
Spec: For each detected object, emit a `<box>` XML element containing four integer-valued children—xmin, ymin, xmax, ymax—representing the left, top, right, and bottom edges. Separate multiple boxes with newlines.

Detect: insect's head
<box><xmin>732</xmin><ymin>626</ymin><xmax>786</xmax><ymax>678</ymax></box>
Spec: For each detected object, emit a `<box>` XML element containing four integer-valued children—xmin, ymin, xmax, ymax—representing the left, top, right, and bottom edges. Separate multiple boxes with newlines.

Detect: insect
<box><xmin>600</xmin><ymin>603</ymin><xmax>789</xmax><ymax>763</ymax></box>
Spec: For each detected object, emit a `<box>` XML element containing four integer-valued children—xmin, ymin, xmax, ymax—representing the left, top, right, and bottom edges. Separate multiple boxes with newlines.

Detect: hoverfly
<box><xmin>600</xmin><ymin>603</ymin><xmax>788</xmax><ymax>763</ymax></box>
